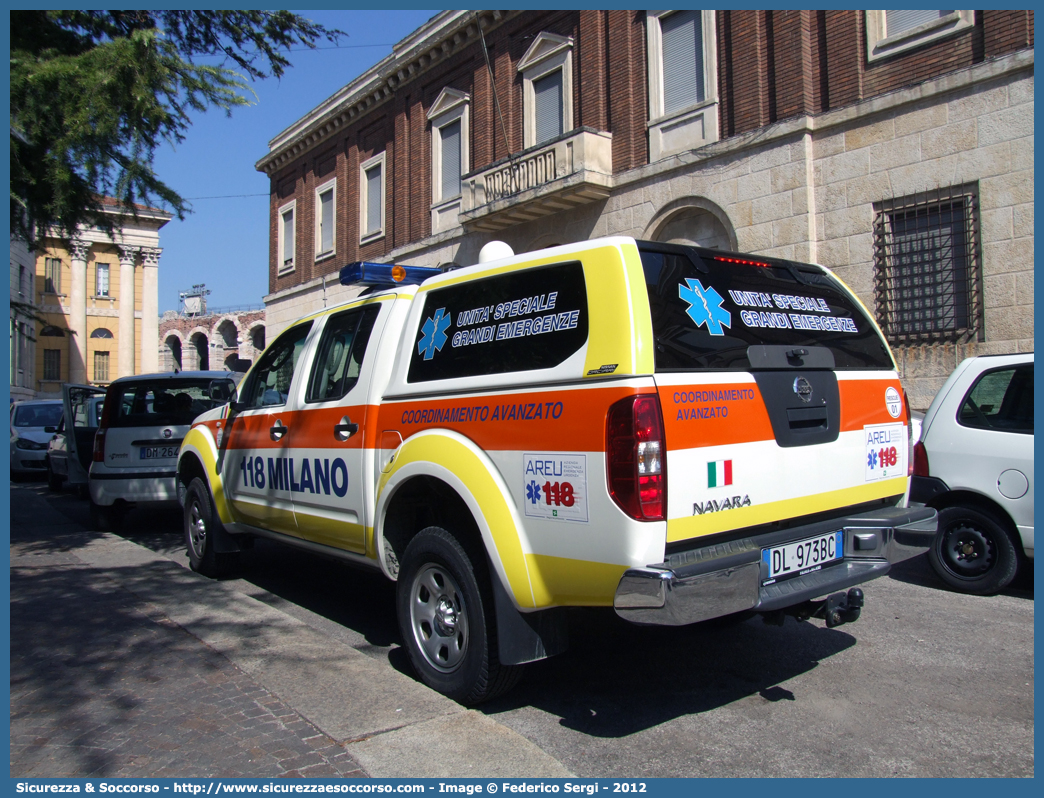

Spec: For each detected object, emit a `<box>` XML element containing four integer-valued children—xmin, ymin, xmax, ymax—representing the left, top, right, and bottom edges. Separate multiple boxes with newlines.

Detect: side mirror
<box><xmin>44</xmin><ymin>425</ymin><xmax>57</xmax><ymax>433</ymax></box>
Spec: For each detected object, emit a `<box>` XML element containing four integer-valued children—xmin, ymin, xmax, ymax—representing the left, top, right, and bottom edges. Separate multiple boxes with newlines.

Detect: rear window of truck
<box><xmin>638</xmin><ymin>243</ymin><xmax>893</xmax><ymax>371</ymax></box>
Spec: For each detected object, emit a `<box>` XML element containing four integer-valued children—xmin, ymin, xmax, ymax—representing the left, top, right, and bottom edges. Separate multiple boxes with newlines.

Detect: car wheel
<box><xmin>396</xmin><ymin>526</ymin><xmax>522</xmax><ymax>705</ymax></box>
<box><xmin>927</xmin><ymin>506</ymin><xmax>1019</xmax><ymax>595</ymax></box>
<box><xmin>184</xmin><ymin>477</ymin><xmax>238</xmax><ymax>577</ymax></box>
<box><xmin>46</xmin><ymin>459</ymin><xmax>63</xmax><ymax>492</ymax></box>
<box><xmin>90</xmin><ymin>499</ymin><xmax>126</xmax><ymax>532</ymax></box>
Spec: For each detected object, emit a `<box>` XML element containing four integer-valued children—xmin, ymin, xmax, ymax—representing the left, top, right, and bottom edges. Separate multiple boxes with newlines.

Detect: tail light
<box><xmin>913</xmin><ymin>442</ymin><xmax>929</xmax><ymax>477</ymax></box>
<box><xmin>93</xmin><ymin>384</ymin><xmax>119</xmax><ymax>463</ymax></box>
<box><xmin>606</xmin><ymin>394</ymin><xmax>666</xmax><ymax>521</ymax></box>
<box><xmin>92</xmin><ymin>428</ymin><xmax>106</xmax><ymax>462</ymax></box>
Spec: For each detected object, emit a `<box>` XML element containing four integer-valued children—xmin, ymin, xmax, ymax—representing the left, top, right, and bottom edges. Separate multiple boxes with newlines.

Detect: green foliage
<box><xmin>10</xmin><ymin>10</ymin><xmax>341</xmax><ymax>249</ymax></box>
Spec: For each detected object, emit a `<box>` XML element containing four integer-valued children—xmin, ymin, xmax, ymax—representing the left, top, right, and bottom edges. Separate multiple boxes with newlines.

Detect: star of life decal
<box><xmin>679</xmin><ymin>279</ymin><xmax>732</xmax><ymax>336</ymax></box>
<box><xmin>417</xmin><ymin>308</ymin><xmax>450</xmax><ymax>360</ymax></box>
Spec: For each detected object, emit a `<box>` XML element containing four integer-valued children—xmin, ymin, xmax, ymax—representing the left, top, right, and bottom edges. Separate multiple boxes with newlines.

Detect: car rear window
<box><xmin>107</xmin><ymin>378</ymin><xmax>234</xmax><ymax>428</ymax></box>
<box><xmin>638</xmin><ymin>243</ymin><xmax>893</xmax><ymax>371</ymax></box>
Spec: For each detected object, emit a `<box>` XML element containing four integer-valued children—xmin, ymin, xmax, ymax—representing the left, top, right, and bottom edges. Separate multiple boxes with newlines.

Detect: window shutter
<box><xmin>661</xmin><ymin>10</ymin><xmax>704</xmax><ymax>115</ymax></box>
<box><xmin>366</xmin><ymin>165</ymin><xmax>382</xmax><ymax>234</ymax></box>
<box><xmin>533</xmin><ymin>70</ymin><xmax>563</xmax><ymax>145</ymax></box>
<box><xmin>320</xmin><ymin>190</ymin><xmax>334</xmax><ymax>253</ymax></box>
<box><xmin>886</xmin><ymin>9</ymin><xmax>948</xmax><ymax>36</ymax></box>
<box><xmin>440</xmin><ymin>120</ymin><xmax>462</xmax><ymax>199</ymax></box>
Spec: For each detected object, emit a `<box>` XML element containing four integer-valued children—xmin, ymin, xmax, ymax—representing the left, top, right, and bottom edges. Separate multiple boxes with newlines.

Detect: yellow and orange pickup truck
<box><xmin>177</xmin><ymin>236</ymin><xmax>936</xmax><ymax>704</ymax></box>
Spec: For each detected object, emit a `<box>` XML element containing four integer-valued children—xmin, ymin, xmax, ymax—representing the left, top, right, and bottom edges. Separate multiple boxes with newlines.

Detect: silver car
<box><xmin>911</xmin><ymin>353</ymin><xmax>1034</xmax><ymax>594</ymax></box>
<box><xmin>10</xmin><ymin>400</ymin><xmax>63</xmax><ymax>479</ymax></box>
<box><xmin>88</xmin><ymin>371</ymin><xmax>237</xmax><ymax>530</ymax></box>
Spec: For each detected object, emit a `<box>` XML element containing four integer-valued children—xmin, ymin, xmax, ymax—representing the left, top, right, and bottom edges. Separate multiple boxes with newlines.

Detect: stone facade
<box><xmin>259</xmin><ymin>11</ymin><xmax>1033</xmax><ymax>408</ymax></box>
<box><xmin>32</xmin><ymin>201</ymin><xmax>171</xmax><ymax>397</ymax></box>
<box><xmin>159</xmin><ymin>310</ymin><xmax>266</xmax><ymax>374</ymax></box>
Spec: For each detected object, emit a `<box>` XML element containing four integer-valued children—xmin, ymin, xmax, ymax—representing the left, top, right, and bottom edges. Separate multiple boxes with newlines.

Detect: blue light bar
<box><xmin>339</xmin><ymin>261</ymin><xmax>443</xmax><ymax>287</ymax></box>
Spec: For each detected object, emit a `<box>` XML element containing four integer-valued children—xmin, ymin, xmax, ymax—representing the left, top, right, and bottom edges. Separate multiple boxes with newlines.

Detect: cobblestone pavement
<box><xmin>10</xmin><ymin>482</ymin><xmax>369</xmax><ymax>779</ymax></box>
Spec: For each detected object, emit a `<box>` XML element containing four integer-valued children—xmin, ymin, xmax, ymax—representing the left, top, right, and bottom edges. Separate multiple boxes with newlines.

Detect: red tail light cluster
<box><xmin>606</xmin><ymin>394</ymin><xmax>666</xmax><ymax>521</ymax></box>
<box><xmin>912</xmin><ymin>442</ymin><xmax>929</xmax><ymax>477</ymax></box>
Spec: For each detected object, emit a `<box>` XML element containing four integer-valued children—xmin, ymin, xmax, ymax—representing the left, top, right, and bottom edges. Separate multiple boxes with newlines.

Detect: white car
<box><xmin>88</xmin><ymin>371</ymin><xmax>238</xmax><ymax>530</ymax></box>
<box><xmin>10</xmin><ymin>399</ymin><xmax>64</xmax><ymax>479</ymax></box>
<box><xmin>911</xmin><ymin>353</ymin><xmax>1034</xmax><ymax>594</ymax></box>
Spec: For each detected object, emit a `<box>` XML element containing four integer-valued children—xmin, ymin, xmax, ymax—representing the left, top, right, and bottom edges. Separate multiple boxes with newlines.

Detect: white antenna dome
<box><xmin>478</xmin><ymin>240</ymin><xmax>514</xmax><ymax>264</ymax></box>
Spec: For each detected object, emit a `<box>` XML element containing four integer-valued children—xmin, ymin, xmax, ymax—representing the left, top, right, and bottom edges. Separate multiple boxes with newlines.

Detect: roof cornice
<box><xmin>255</xmin><ymin>10</ymin><xmax>517</xmax><ymax>176</ymax></box>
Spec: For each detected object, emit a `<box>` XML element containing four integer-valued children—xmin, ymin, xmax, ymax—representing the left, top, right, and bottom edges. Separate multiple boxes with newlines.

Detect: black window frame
<box><xmin>956</xmin><ymin>362</ymin><xmax>1034</xmax><ymax>435</ymax></box>
<box><xmin>406</xmin><ymin>261</ymin><xmax>589</xmax><ymax>383</ymax></box>
<box><xmin>638</xmin><ymin>241</ymin><xmax>894</xmax><ymax>372</ymax></box>
<box><xmin>238</xmin><ymin>321</ymin><xmax>314</xmax><ymax>410</ymax></box>
<box><xmin>305</xmin><ymin>305</ymin><xmax>381</xmax><ymax>404</ymax></box>
<box><xmin>873</xmin><ymin>183</ymin><xmax>983</xmax><ymax>345</ymax></box>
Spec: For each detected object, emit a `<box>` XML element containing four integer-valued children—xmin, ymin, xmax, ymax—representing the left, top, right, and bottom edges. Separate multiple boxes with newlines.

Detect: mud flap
<box><xmin>491</xmin><ymin>572</ymin><xmax>569</xmax><ymax>665</ymax></box>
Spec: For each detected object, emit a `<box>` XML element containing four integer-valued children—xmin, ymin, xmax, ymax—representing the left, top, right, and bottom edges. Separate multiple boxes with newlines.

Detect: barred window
<box><xmin>44</xmin><ymin>349</ymin><xmax>61</xmax><ymax>381</ymax></box>
<box><xmin>94</xmin><ymin>351</ymin><xmax>110</xmax><ymax>382</ymax></box>
<box><xmin>873</xmin><ymin>184</ymin><xmax>982</xmax><ymax>344</ymax></box>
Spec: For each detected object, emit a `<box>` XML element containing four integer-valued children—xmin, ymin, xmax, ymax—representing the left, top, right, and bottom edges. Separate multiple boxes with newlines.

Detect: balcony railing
<box><xmin>460</xmin><ymin>127</ymin><xmax>612</xmax><ymax>232</ymax></box>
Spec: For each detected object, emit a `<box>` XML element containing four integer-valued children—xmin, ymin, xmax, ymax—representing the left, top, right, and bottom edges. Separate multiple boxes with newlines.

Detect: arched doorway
<box><xmin>644</xmin><ymin>197</ymin><xmax>736</xmax><ymax>251</ymax></box>
<box><xmin>190</xmin><ymin>332</ymin><xmax>209</xmax><ymax>371</ymax></box>
<box><xmin>165</xmin><ymin>335</ymin><xmax>183</xmax><ymax>372</ymax></box>
<box><xmin>250</xmin><ymin>325</ymin><xmax>266</xmax><ymax>352</ymax></box>
<box><xmin>217</xmin><ymin>319</ymin><xmax>239</xmax><ymax>348</ymax></box>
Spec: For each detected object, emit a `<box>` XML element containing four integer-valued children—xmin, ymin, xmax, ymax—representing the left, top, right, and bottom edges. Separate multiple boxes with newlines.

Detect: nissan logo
<box><xmin>793</xmin><ymin>376</ymin><xmax>813</xmax><ymax>403</ymax></box>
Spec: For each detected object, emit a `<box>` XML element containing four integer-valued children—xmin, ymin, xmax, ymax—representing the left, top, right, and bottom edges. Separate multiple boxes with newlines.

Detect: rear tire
<box><xmin>928</xmin><ymin>505</ymin><xmax>1018</xmax><ymax>595</ymax></box>
<box><xmin>46</xmin><ymin>460</ymin><xmax>63</xmax><ymax>492</ymax></box>
<box><xmin>184</xmin><ymin>477</ymin><xmax>238</xmax><ymax>577</ymax></box>
<box><xmin>396</xmin><ymin>526</ymin><xmax>522</xmax><ymax>705</ymax></box>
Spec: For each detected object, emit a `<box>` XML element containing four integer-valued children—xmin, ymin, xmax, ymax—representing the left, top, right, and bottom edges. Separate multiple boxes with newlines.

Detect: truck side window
<box><xmin>305</xmin><ymin>306</ymin><xmax>380</xmax><ymax>403</ymax></box>
<box><xmin>240</xmin><ymin>322</ymin><xmax>314</xmax><ymax>409</ymax></box>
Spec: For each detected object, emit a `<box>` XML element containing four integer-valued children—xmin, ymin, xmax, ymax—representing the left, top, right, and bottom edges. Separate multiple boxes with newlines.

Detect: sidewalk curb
<box><xmin>18</xmin><ymin>495</ymin><xmax>571</xmax><ymax>778</ymax></box>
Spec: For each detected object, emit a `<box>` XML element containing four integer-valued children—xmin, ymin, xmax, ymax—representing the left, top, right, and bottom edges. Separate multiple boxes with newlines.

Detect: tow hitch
<box><xmin>761</xmin><ymin>587</ymin><xmax>865</xmax><ymax>628</ymax></box>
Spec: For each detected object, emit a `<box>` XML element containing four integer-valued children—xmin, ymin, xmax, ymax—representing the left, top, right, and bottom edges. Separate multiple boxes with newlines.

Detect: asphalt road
<box><xmin>27</xmin><ymin>480</ymin><xmax>1035</xmax><ymax>778</ymax></box>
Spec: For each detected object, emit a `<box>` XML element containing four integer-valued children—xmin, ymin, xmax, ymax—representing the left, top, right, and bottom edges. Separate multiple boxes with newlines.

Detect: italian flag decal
<box><xmin>708</xmin><ymin>459</ymin><xmax>733</xmax><ymax>487</ymax></box>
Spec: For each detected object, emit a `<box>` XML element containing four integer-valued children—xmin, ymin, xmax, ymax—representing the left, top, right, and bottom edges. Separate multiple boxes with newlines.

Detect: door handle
<box><xmin>270</xmin><ymin>419</ymin><xmax>288</xmax><ymax>441</ymax></box>
<box><xmin>334</xmin><ymin>416</ymin><xmax>359</xmax><ymax>441</ymax></box>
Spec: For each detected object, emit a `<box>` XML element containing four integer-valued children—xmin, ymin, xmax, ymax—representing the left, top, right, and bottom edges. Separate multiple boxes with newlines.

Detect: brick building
<box><xmin>159</xmin><ymin>309</ymin><xmax>266</xmax><ymax>375</ymax></box>
<box><xmin>256</xmin><ymin>10</ymin><xmax>1033</xmax><ymax>407</ymax></box>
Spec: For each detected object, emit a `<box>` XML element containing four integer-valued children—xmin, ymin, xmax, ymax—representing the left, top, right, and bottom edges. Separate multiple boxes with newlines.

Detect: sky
<box><xmin>150</xmin><ymin>9</ymin><xmax>440</xmax><ymax>314</ymax></box>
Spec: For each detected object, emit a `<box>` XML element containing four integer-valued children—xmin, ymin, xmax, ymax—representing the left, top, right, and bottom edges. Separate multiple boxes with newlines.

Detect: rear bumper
<box><xmin>89</xmin><ymin>468</ymin><xmax>178</xmax><ymax>506</ymax></box>
<box><xmin>614</xmin><ymin>505</ymin><xmax>937</xmax><ymax>626</ymax></box>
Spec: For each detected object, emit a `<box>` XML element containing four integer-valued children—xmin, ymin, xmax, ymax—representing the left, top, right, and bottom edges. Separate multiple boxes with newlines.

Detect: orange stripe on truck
<box><xmin>659</xmin><ymin>383</ymin><xmax>775</xmax><ymax>448</ymax></box>
<box><xmin>839</xmin><ymin>378</ymin><xmax>907</xmax><ymax>431</ymax></box>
